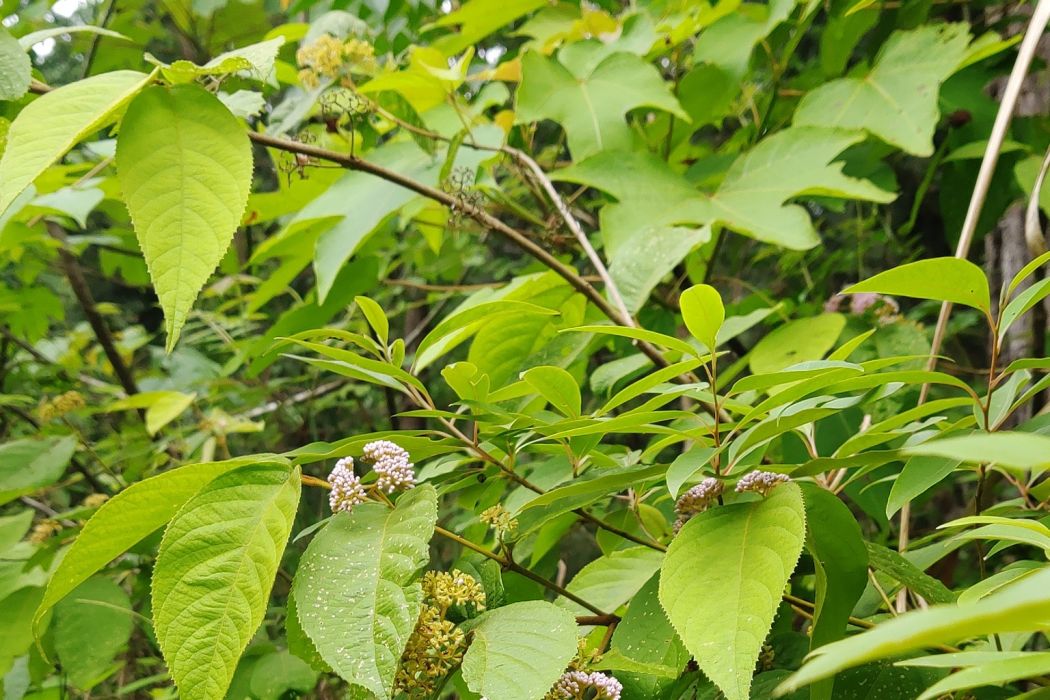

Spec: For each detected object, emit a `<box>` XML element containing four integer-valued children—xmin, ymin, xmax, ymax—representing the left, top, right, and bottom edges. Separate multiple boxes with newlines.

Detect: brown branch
<box><xmin>47</xmin><ymin>222</ymin><xmax>139</xmax><ymax>396</ymax></box>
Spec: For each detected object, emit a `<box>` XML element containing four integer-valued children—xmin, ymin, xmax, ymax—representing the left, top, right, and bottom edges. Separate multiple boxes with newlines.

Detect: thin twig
<box><xmin>503</xmin><ymin>146</ymin><xmax>636</xmax><ymax>327</ymax></box>
<box><xmin>47</xmin><ymin>222</ymin><xmax>139</xmax><ymax>396</ymax></box>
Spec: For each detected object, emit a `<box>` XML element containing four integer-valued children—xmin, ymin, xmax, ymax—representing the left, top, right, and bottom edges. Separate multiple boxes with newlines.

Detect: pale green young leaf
<box><xmin>521</xmin><ymin>365</ymin><xmax>582</xmax><ymax>417</ymax></box>
<box><xmin>516</xmin><ymin>48</ymin><xmax>686</xmax><ymax>160</ymax></box>
<box><xmin>794</xmin><ymin>24</ymin><xmax>971</xmax><ymax>155</ymax></box>
<box><xmin>556</xmin><ymin>547</ymin><xmax>663</xmax><ymax>616</ymax></box>
<box><xmin>292</xmin><ymin>485</ymin><xmax>437</xmax><ymax>697</ymax></box>
<box><xmin>749</xmin><ymin>315</ymin><xmax>846</xmax><ymax>375</ymax></box>
<box><xmin>0</xmin><ymin>70</ymin><xmax>151</xmax><ymax>217</ymax></box>
<box><xmin>17</xmin><ymin>25</ymin><xmax>129</xmax><ymax>50</ymax></box>
<box><xmin>415</xmin><ymin>300</ymin><xmax>558</xmax><ymax>371</ymax></box>
<box><xmin>104</xmin><ymin>390</ymin><xmax>196</xmax><ymax>435</ymax></box>
<box><xmin>153</xmin><ymin>464</ymin><xmax>301</xmax><ymax>700</ymax></box>
<box><xmin>117</xmin><ymin>84</ymin><xmax>252</xmax><ymax>351</ymax></box>
<box><xmin>693</xmin><ymin>0</ymin><xmax>797</xmax><ymax>77</ymax></box>
<box><xmin>844</xmin><ymin>257</ymin><xmax>991</xmax><ymax>314</ymax></box>
<box><xmin>659</xmin><ymin>483</ymin><xmax>806</xmax><ymax>700</ymax></box>
<box><xmin>916</xmin><ymin>653</ymin><xmax>1050</xmax><ymax>700</ymax></box>
<box><xmin>999</xmin><ymin>278</ymin><xmax>1050</xmax><ymax>340</ymax></box>
<box><xmin>0</xmin><ymin>435</ymin><xmax>76</xmax><ymax>506</ymax></box>
<box><xmin>1007</xmin><ymin>250</ymin><xmax>1050</xmax><ymax>297</ymax></box>
<box><xmin>680</xmin><ymin>284</ymin><xmax>724</xmax><ymax>353</ymax></box>
<box><xmin>563</xmin><ymin>324</ymin><xmax>698</xmax><ymax>358</ymax></box>
<box><xmin>354</xmin><ymin>296</ymin><xmax>389</xmax><ymax>345</ymax></box>
<box><xmin>904</xmin><ymin>432</ymin><xmax>1050</xmax><ymax>472</ymax></box>
<box><xmin>460</xmin><ymin>600</ymin><xmax>578</xmax><ymax>700</ymax></box>
<box><xmin>0</xmin><ymin>28</ymin><xmax>30</xmax><ymax>101</ymax></box>
<box><xmin>428</xmin><ymin>0</ymin><xmax>548</xmax><ymax>55</ymax></box>
<box><xmin>886</xmin><ymin>456</ymin><xmax>962</xmax><ymax>518</ymax></box>
<box><xmin>775</xmin><ymin>567</ymin><xmax>1050</xmax><ymax>695</ymax></box>
<box><xmin>35</xmin><ymin>455</ymin><xmax>288</xmax><ymax>642</ymax></box>
<box><xmin>53</xmin><ymin>577</ymin><xmax>133</xmax><ymax>690</ymax></box>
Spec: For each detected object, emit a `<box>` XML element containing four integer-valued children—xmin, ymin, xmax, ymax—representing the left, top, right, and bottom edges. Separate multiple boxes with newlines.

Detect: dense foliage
<box><xmin>4</xmin><ymin>0</ymin><xmax>1050</xmax><ymax>698</ymax></box>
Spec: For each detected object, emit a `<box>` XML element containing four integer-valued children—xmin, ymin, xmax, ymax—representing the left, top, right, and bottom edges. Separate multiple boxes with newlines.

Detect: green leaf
<box><xmin>563</xmin><ymin>324</ymin><xmax>698</xmax><ymax>358</ymax></box>
<box><xmin>1000</xmin><ymin>277</ymin><xmax>1050</xmax><ymax>340</ymax></box>
<box><xmin>666</xmin><ymin>446</ymin><xmax>719</xmax><ymax>498</ymax></box>
<box><xmin>557</xmin><ymin>547</ymin><xmax>664</xmax><ymax>615</ymax></box>
<box><xmin>844</xmin><ymin>257</ymin><xmax>991</xmax><ymax>314</ymax></box>
<box><xmin>693</xmin><ymin>0</ymin><xmax>797</xmax><ymax>77</ymax></box>
<box><xmin>153</xmin><ymin>464</ymin><xmax>301</xmax><ymax>700</ymax></box>
<box><xmin>660</xmin><ymin>483</ymin><xmax>806</xmax><ymax>700</ymax></box>
<box><xmin>0</xmin><ymin>70</ymin><xmax>151</xmax><ymax>217</ymax></box>
<box><xmin>0</xmin><ymin>435</ymin><xmax>76</xmax><ymax>505</ymax></box>
<box><xmin>521</xmin><ymin>365</ymin><xmax>582</xmax><ymax>417</ymax></box>
<box><xmin>0</xmin><ymin>28</ymin><xmax>30</xmax><ymax>101</ymax></box>
<box><xmin>555</xmin><ymin>128</ymin><xmax>893</xmax><ymax>255</ymax></box>
<box><xmin>776</xmin><ymin>566</ymin><xmax>1050</xmax><ymax>695</ymax></box>
<box><xmin>53</xmin><ymin>577</ymin><xmax>133</xmax><ymax>690</ymax></box>
<box><xmin>105</xmin><ymin>390</ymin><xmax>196</xmax><ymax>435</ymax></box>
<box><xmin>916</xmin><ymin>652</ymin><xmax>1050</xmax><ymax>700</ymax></box>
<box><xmin>680</xmin><ymin>284</ymin><xmax>724</xmax><ymax>353</ymax></box>
<box><xmin>904</xmin><ymin>431</ymin><xmax>1050</xmax><ymax>472</ymax></box>
<box><xmin>248</xmin><ymin>650</ymin><xmax>319</xmax><ymax>700</ymax></box>
<box><xmin>17</xmin><ymin>25</ymin><xmax>129</xmax><ymax>50</ymax></box>
<box><xmin>428</xmin><ymin>0</ymin><xmax>548</xmax><ymax>55</ymax></box>
<box><xmin>608</xmin><ymin>574</ymin><xmax>690</xmax><ymax>697</ymax></box>
<box><xmin>865</xmin><ymin>542</ymin><xmax>955</xmax><ymax>604</ymax></box>
<box><xmin>354</xmin><ymin>296</ymin><xmax>389</xmax><ymax>345</ymax></box>
<box><xmin>516</xmin><ymin>49</ymin><xmax>686</xmax><ymax>160</ymax></box>
<box><xmin>148</xmin><ymin>38</ymin><xmax>284</xmax><ymax>84</ymax></box>
<box><xmin>34</xmin><ymin>455</ymin><xmax>286</xmax><ymax>639</ymax></box>
<box><xmin>292</xmin><ymin>485</ymin><xmax>437</xmax><ymax>697</ymax></box>
<box><xmin>514</xmin><ymin>463</ymin><xmax>666</xmax><ymax>536</ymax></box>
<box><xmin>801</xmin><ymin>485</ymin><xmax>868</xmax><ymax>700</ymax></box>
<box><xmin>460</xmin><ymin>600</ymin><xmax>578</xmax><ymax>700</ymax></box>
<box><xmin>794</xmin><ymin>24</ymin><xmax>971</xmax><ymax>156</ymax></box>
<box><xmin>750</xmin><ymin>315</ymin><xmax>846</xmax><ymax>375</ymax></box>
<box><xmin>116</xmin><ymin>84</ymin><xmax>253</xmax><ymax>351</ymax></box>
<box><xmin>886</xmin><ymin>456</ymin><xmax>961</xmax><ymax>519</ymax></box>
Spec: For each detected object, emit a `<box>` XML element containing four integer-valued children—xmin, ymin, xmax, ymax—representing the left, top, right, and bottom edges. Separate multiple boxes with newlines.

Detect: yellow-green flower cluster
<box><xmin>421</xmin><ymin>569</ymin><xmax>486</xmax><ymax>613</ymax></box>
<box><xmin>296</xmin><ymin>34</ymin><xmax>377</xmax><ymax>88</ymax></box>
<box><xmin>480</xmin><ymin>504</ymin><xmax>518</xmax><ymax>535</ymax></box>
<box><xmin>37</xmin><ymin>390</ymin><xmax>85</xmax><ymax>422</ymax></box>
<box><xmin>395</xmin><ymin>570</ymin><xmax>486</xmax><ymax>697</ymax></box>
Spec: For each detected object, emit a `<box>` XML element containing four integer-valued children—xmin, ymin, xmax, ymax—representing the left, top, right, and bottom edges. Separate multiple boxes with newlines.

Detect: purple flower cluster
<box><xmin>735</xmin><ymin>470</ymin><xmax>790</xmax><ymax>496</ymax></box>
<box><xmin>328</xmin><ymin>457</ymin><xmax>368</xmax><ymax>513</ymax></box>
<box><xmin>362</xmin><ymin>439</ymin><xmax>416</xmax><ymax>493</ymax></box>
<box><xmin>552</xmin><ymin>671</ymin><xmax>622</xmax><ymax>700</ymax></box>
<box><xmin>674</xmin><ymin>477</ymin><xmax>723</xmax><ymax>532</ymax></box>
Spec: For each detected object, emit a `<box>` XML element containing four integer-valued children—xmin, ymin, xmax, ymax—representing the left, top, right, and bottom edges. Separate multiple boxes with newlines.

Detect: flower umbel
<box><xmin>550</xmin><ymin>670</ymin><xmax>623</xmax><ymax>700</ymax></box>
<box><xmin>735</xmin><ymin>470</ymin><xmax>790</xmax><ymax>496</ymax></box>
<box><xmin>421</xmin><ymin>569</ymin><xmax>486</xmax><ymax>612</ymax></box>
<box><xmin>327</xmin><ymin>457</ymin><xmax>368</xmax><ymax>513</ymax></box>
<box><xmin>362</xmin><ymin>439</ymin><xmax>416</xmax><ymax>493</ymax></box>
<box><xmin>480</xmin><ymin>504</ymin><xmax>518</xmax><ymax>535</ymax></box>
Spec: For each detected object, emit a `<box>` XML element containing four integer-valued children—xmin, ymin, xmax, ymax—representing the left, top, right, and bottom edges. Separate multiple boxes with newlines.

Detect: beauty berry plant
<box><xmin>8</xmin><ymin>0</ymin><xmax>1050</xmax><ymax>698</ymax></box>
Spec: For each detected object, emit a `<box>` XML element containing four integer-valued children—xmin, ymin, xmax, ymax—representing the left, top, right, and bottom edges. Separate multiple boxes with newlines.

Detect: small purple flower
<box><xmin>735</xmin><ymin>470</ymin><xmax>790</xmax><ymax>496</ymax></box>
<box><xmin>552</xmin><ymin>671</ymin><xmax>622</xmax><ymax>700</ymax></box>
<box><xmin>673</xmin><ymin>477</ymin><xmax>723</xmax><ymax>531</ymax></box>
<box><xmin>328</xmin><ymin>457</ymin><xmax>368</xmax><ymax>513</ymax></box>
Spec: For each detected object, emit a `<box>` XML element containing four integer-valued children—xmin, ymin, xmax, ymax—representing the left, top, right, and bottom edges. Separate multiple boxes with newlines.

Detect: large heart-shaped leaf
<box><xmin>461</xmin><ymin>600</ymin><xmax>578</xmax><ymax>700</ymax></box>
<box><xmin>116</xmin><ymin>84</ymin><xmax>253</xmax><ymax>350</ymax></box>
<box><xmin>153</xmin><ymin>464</ymin><xmax>301</xmax><ymax>700</ymax></box>
<box><xmin>659</xmin><ymin>483</ymin><xmax>806</xmax><ymax>700</ymax></box>
<box><xmin>292</xmin><ymin>485</ymin><xmax>437</xmax><ymax>697</ymax></box>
